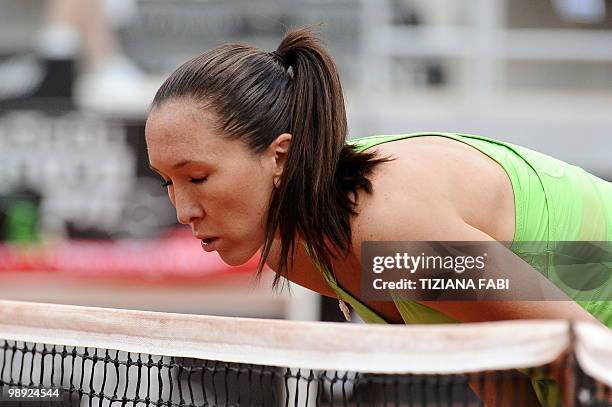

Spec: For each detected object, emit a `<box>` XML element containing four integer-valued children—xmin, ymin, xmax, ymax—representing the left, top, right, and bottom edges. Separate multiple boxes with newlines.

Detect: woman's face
<box><xmin>145</xmin><ymin>98</ymin><xmax>287</xmax><ymax>266</ymax></box>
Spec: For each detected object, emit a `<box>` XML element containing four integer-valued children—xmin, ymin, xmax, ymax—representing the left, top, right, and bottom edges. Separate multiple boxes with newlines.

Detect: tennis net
<box><xmin>0</xmin><ymin>300</ymin><xmax>610</xmax><ymax>406</ymax></box>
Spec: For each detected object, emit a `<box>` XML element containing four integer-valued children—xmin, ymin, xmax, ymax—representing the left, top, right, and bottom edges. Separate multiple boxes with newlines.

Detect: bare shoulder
<box><xmin>350</xmin><ymin>136</ymin><xmax>515</xmax><ymax>256</ymax></box>
<box><xmin>350</xmin><ymin>139</ymin><xmax>457</xmax><ymax>252</ymax></box>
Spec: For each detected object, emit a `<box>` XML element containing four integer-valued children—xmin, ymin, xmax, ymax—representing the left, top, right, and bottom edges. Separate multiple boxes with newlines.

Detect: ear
<box><xmin>269</xmin><ymin>133</ymin><xmax>292</xmax><ymax>186</ymax></box>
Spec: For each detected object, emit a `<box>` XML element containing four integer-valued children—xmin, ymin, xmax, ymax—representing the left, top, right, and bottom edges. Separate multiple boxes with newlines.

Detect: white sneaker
<box><xmin>75</xmin><ymin>56</ymin><xmax>163</xmax><ymax>118</ymax></box>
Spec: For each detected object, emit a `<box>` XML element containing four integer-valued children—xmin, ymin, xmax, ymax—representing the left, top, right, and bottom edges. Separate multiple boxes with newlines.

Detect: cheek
<box><xmin>217</xmin><ymin>171</ymin><xmax>272</xmax><ymax>231</ymax></box>
<box><xmin>229</xmin><ymin>182</ymin><xmax>271</xmax><ymax>224</ymax></box>
<box><xmin>211</xmin><ymin>173</ymin><xmax>273</xmax><ymax>265</ymax></box>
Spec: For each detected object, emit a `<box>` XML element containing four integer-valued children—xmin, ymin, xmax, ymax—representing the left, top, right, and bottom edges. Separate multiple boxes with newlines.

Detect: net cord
<box><xmin>0</xmin><ymin>299</ymin><xmax>603</xmax><ymax>377</ymax></box>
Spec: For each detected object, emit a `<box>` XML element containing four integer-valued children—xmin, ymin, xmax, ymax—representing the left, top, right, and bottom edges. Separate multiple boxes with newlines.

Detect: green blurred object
<box><xmin>0</xmin><ymin>190</ymin><xmax>41</xmax><ymax>243</ymax></box>
<box><xmin>5</xmin><ymin>200</ymin><xmax>39</xmax><ymax>243</ymax></box>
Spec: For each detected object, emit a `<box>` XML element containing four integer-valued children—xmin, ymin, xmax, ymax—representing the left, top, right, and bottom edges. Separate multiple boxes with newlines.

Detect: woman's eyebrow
<box><xmin>171</xmin><ymin>160</ymin><xmax>209</xmax><ymax>169</ymax></box>
<box><xmin>148</xmin><ymin>160</ymin><xmax>209</xmax><ymax>174</ymax></box>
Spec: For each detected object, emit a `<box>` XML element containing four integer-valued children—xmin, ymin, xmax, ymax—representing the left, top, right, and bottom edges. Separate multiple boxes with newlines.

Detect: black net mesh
<box><xmin>1</xmin><ymin>339</ymin><xmax>611</xmax><ymax>407</ymax></box>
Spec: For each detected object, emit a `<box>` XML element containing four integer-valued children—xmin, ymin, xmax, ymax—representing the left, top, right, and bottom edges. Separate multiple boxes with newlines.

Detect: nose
<box><xmin>173</xmin><ymin>188</ymin><xmax>204</xmax><ymax>226</ymax></box>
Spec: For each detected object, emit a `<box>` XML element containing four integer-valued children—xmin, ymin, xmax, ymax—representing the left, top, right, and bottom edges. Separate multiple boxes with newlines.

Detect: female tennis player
<box><xmin>145</xmin><ymin>27</ymin><xmax>611</xmax><ymax>330</ymax></box>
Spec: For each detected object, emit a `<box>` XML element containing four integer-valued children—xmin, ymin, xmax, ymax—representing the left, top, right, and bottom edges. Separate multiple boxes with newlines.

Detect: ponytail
<box><xmin>259</xmin><ymin>27</ymin><xmax>392</xmax><ymax>287</ymax></box>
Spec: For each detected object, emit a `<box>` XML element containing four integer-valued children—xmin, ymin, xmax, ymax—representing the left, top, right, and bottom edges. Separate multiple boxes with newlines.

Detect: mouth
<box><xmin>200</xmin><ymin>237</ymin><xmax>219</xmax><ymax>252</ymax></box>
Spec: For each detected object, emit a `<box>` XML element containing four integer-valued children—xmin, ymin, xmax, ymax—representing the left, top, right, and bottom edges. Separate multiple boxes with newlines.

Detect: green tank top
<box><xmin>310</xmin><ymin>132</ymin><xmax>612</xmax><ymax>327</ymax></box>
<box><xmin>306</xmin><ymin>132</ymin><xmax>611</xmax><ymax>406</ymax></box>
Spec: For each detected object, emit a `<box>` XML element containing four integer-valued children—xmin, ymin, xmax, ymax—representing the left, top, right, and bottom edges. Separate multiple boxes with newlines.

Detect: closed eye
<box><xmin>159</xmin><ymin>177</ymin><xmax>207</xmax><ymax>188</ymax></box>
<box><xmin>190</xmin><ymin>177</ymin><xmax>208</xmax><ymax>184</ymax></box>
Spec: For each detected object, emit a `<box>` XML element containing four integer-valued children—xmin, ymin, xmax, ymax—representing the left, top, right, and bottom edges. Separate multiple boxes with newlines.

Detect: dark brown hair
<box><xmin>152</xmin><ymin>27</ymin><xmax>391</xmax><ymax>286</ymax></box>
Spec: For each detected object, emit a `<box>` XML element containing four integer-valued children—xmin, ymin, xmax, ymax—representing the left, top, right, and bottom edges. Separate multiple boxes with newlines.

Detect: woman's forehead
<box><xmin>147</xmin><ymin>102</ymin><xmax>223</xmax><ymax>152</ymax></box>
<box><xmin>146</xmin><ymin>102</ymin><xmax>254</xmax><ymax>172</ymax></box>
<box><xmin>146</xmin><ymin>137</ymin><xmax>225</xmax><ymax>173</ymax></box>
<box><xmin>147</xmin><ymin>100</ymin><xmax>216</xmax><ymax>139</ymax></box>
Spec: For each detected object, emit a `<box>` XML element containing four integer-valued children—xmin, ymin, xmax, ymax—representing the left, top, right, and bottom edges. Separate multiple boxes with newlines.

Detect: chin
<box><xmin>218</xmin><ymin>248</ymin><xmax>255</xmax><ymax>267</ymax></box>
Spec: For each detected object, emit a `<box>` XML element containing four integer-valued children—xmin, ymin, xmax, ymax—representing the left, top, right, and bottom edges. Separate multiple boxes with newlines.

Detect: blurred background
<box><xmin>0</xmin><ymin>0</ymin><xmax>611</xmax><ymax>323</ymax></box>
